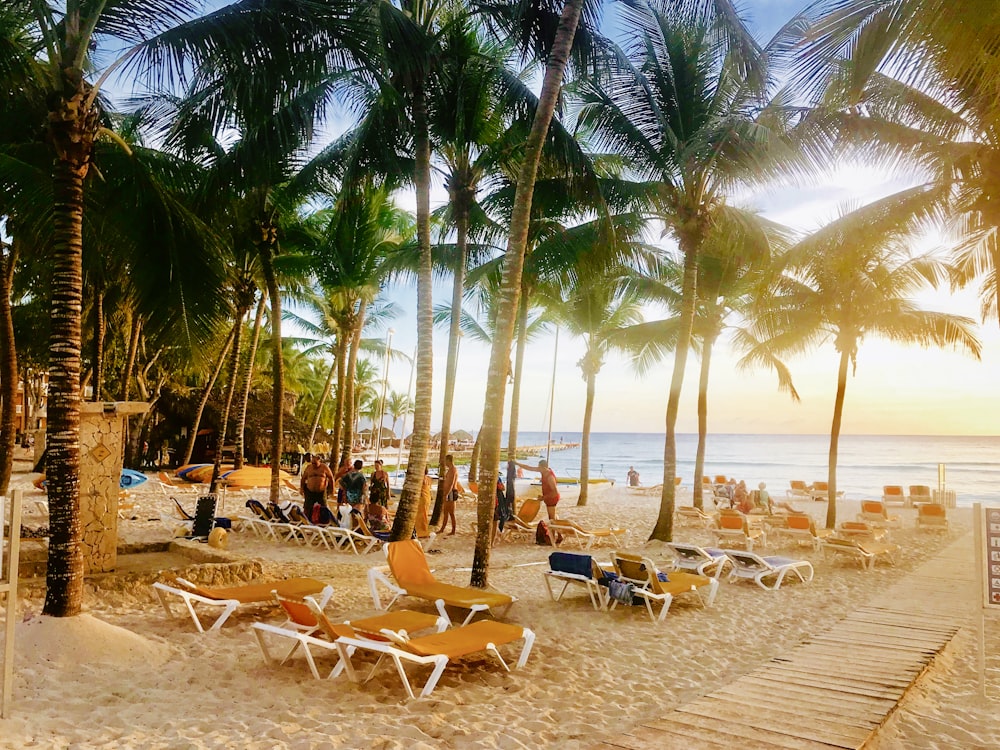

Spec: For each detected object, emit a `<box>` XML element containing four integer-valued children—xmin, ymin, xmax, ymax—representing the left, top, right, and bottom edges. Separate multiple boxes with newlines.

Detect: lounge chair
<box><xmin>252</xmin><ymin>593</ymin><xmax>446</xmax><ymax>680</ymax></box>
<box><xmin>336</xmin><ymin>619</ymin><xmax>535</xmax><ymax>699</ymax></box>
<box><xmin>836</xmin><ymin>520</ymin><xmax>888</xmax><ymax>542</ymax></box>
<box><xmin>367</xmin><ymin>539</ymin><xmax>516</xmax><ymax>626</ymax></box>
<box><xmin>808</xmin><ymin>481</ymin><xmax>844</xmax><ymax>502</ymax></box>
<box><xmin>857</xmin><ymin>499</ymin><xmax>901</xmax><ymax>529</ymax></box>
<box><xmin>543</xmin><ymin>552</ymin><xmax>611</xmax><ymax>610</ymax></box>
<box><xmin>323</xmin><ymin>519</ymin><xmax>382</xmax><ymax>555</ymax></box>
<box><xmin>497</xmin><ymin>515</ymin><xmax>537</xmax><ymax>544</ymax></box>
<box><xmin>157</xmin><ymin>470</ymin><xmax>203</xmax><ymax>496</ymax></box>
<box><xmin>724</xmin><ymin>550</ymin><xmax>814</xmax><ymax>590</ymax></box>
<box><xmin>908</xmin><ymin>485</ymin><xmax>933</xmax><ymax>505</ymax></box>
<box><xmin>882</xmin><ymin>485</ymin><xmax>908</xmax><ymax>507</ymax></box>
<box><xmin>822</xmin><ymin>537</ymin><xmax>900</xmax><ymax>570</ymax></box>
<box><xmin>771</xmin><ymin>513</ymin><xmax>833</xmax><ymax>551</ymax></box>
<box><xmin>711</xmin><ymin>511</ymin><xmax>766</xmax><ymax>551</ymax></box>
<box><xmin>609</xmin><ymin>552</ymin><xmax>718</xmax><ymax>623</ymax></box>
<box><xmin>548</xmin><ymin>519</ymin><xmax>628</xmax><ymax>549</ymax></box>
<box><xmin>665</xmin><ymin>542</ymin><xmax>731</xmax><ymax>578</ymax></box>
<box><xmin>916</xmin><ymin>502</ymin><xmax>949</xmax><ymax>532</ymax></box>
<box><xmin>675</xmin><ymin>505</ymin><xmax>716</xmax><ymax>528</ymax></box>
<box><xmin>786</xmin><ymin>480</ymin><xmax>811</xmax><ymax>501</ymax></box>
<box><xmin>152</xmin><ymin>576</ymin><xmax>331</xmax><ymax>633</ymax></box>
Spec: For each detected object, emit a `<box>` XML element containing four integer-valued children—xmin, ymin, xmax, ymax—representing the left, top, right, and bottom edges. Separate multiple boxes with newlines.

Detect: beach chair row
<box><xmin>239</xmin><ymin>500</ymin><xmax>383</xmax><ymax>555</ymax></box>
<box><xmin>153</xmin><ymin>539</ymin><xmax>532</xmax><ymax>699</ymax></box>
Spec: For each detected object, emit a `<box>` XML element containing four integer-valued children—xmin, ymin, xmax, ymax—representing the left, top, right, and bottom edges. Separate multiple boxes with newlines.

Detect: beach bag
<box><xmin>311</xmin><ymin>504</ymin><xmax>334</xmax><ymax>525</ymax></box>
<box><xmin>535</xmin><ymin>520</ymin><xmax>562</xmax><ymax>546</ymax></box>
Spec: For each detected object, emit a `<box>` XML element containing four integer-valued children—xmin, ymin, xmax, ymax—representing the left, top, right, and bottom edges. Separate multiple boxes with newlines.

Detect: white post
<box><xmin>395</xmin><ymin>346</ymin><xmax>417</xmax><ymax>487</ymax></box>
<box><xmin>545</xmin><ymin>327</ymin><xmax>559</xmax><ymax>464</ymax></box>
<box><xmin>374</xmin><ymin>328</ymin><xmax>394</xmax><ymax>464</ymax></box>
<box><xmin>1</xmin><ymin>489</ymin><xmax>23</xmax><ymax>718</ymax></box>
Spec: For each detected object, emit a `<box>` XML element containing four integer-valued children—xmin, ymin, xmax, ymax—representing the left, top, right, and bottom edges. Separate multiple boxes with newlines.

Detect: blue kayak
<box><xmin>120</xmin><ymin>469</ymin><xmax>149</xmax><ymax>489</ymax></box>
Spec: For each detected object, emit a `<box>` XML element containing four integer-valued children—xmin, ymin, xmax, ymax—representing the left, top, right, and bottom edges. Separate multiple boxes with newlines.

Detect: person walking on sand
<box><xmin>300</xmin><ymin>453</ymin><xmax>335</xmax><ymax>521</ymax></box>
<box><xmin>627</xmin><ymin>466</ymin><xmax>640</xmax><ymax>487</ymax></box>
<box><xmin>369</xmin><ymin>459</ymin><xmax>390</xmax><ymax>507</ymax></box>
<box><xmin>516</xmin><ymin>458</ymin><xmax>560</xmax><ymax>520</ymax></box>
<box><xmin>340</xmin><ymin>459</ymin><xmax>368</xmax><ymax>509</ymax></box>
<box><xmin>437</xmin><ymin>454</ymin><xmax>459</xmax><ymax>535</ymax></box>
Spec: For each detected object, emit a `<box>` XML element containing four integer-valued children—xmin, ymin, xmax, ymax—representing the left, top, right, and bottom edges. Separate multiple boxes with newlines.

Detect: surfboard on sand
<box><xmin>517</xmin><ymin>498</ymin><xmax>541</xmax><ymax>523</ymax></box>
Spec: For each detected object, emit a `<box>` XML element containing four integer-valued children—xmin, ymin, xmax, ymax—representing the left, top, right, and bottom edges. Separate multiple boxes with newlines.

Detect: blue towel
<box><xmin>608</xmin><ymin>580</ymin><xmax>634</xmax><ymax>605</ymax></box>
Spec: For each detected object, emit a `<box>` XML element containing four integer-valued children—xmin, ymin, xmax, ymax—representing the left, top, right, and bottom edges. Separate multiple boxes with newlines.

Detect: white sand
<box><xmin>2</xmin><ymin>468</ymin><xmax>998</xmax><ymax>749</ymax></box>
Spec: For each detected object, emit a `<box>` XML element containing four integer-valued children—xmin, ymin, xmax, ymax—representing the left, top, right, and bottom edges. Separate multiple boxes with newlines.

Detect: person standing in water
<box><xmin>627</xmin><ymin>466</ymin><xmax>640</xmax><ymax>486</ymax></box>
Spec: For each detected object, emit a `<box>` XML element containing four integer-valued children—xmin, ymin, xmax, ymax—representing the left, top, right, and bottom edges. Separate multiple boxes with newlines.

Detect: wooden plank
<box><xmin>807</xmin><ymin>634</ymin><xmax>941</xmax><ymax>655</ymax></box>
<box><xmin>763</xmin><ymin>662</ymin><xmax>914</xmax><ymax>690</ymax></box>
<box><xmin>740</xmin><ymin>676</ymin><xmax>897</xmax><ymax>711</ymax></box>
<box><xmin>813</xmin><ymin>626</ymin><xmax>950</xmax><ymax>647</ymax></box>
<box><xmin>712</xmin><ymin>683</ymin><xmax>889</xmax><ymax>723</ymax></box>
<box><xmin>678</xmin><ymin>703</ymin><xmax>869</xmax><ymax>748</ymax></box>
<box><xmin>788</xmin><ymin>642</ymin><xmax>927</xmax><ymax>664</ymax></box>
<box><xmin>743</xmin><ymin>671</ymin><xmax>903</xmax><ymax>700</ymax></box>
<box><xmin>775</xmin><ymin>651</ymin><xmax>923</xmax><ymax>674</ymax></box>
<box><xmin>702</xmin><ymin>690</ymin><xmax>880</xmax><ymax>731</ymax></box>
<box><xmin>681</xmin><ymin>696</ymin><xmax>876</xmax><ymax>740</ymax></box>
<box><xmin>648</xmin><ymin>713</ymin><xmax>839</xmax><ymax>750</ymax></box>
<box><xmin>625</xmin><ymin>722</ymin><xmax>748</xmax><ymax>750</ymax></box>
<box><xmin>831</xmin><ymin>622</ymin><xmax>957</xmax><ymax>642</ymax></box>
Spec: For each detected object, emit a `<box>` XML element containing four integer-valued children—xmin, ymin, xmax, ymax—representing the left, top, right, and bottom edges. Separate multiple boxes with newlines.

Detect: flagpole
<box><xmin>395</xmin><ymin>346</ymin><xmax>417</xmax><ymax>487</ymax></box>
<box><xmin>545</xmin><ymin>327</ymin><xmax>559</xmax><ymax>464</ymax></box>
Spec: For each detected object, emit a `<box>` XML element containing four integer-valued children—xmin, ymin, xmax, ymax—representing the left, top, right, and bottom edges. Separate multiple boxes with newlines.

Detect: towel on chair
<box><xmin>608</xmin><ymin>580</ymin><xmax>634</xmax><ymax>605</ymax></box>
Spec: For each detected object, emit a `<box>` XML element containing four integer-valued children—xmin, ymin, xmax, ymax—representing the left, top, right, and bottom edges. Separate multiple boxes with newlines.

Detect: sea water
<box><xmin>505</xmin><ymin>432</ymin><xmax>1000</xmax><ymax>506</ymax></box>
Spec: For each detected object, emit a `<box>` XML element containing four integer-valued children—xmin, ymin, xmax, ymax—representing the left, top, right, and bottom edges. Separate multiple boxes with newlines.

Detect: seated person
<box><xmin>753</xmin><ymin>482</ymin><xmax>774</xmax><ymax>514</ymax></box>
<box><xmin>734</xmin><ymin>480</ymin><xmax>753</xmax><ymax>514</ymax></box>
<box><xmin>364</xmin><ymin>501</ymin><xmax>388</xmax><ymax>532</ymax></box>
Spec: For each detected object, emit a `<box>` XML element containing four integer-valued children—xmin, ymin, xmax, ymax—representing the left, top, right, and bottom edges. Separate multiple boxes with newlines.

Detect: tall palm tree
<box><xmin>543</xmin><ymin>268</ymin><xmax>643</xmax><ymax>505</ymax></box>
<box><xmin>3</xmin><ymin>0</ymin><xmax>370</xmax><ymax>617</ymax></box>
<box><xmin>747</xmin><ymin>190</ymin><xmax>981</xmax><ymax>528</ymax></box>
<box><xmin>617</xmin><ymin>213</ymin><xmax>797</xmax><ymax>508</ymax></box>
<box><xmin>785</xmin><ymin>0</ymin><xmax>1000</xmax><ymax>328</ymax></box>
<box><xmin>576</xmin><ymin>1</ymin><xmax>799</xmax><ymax>541</ymax></box>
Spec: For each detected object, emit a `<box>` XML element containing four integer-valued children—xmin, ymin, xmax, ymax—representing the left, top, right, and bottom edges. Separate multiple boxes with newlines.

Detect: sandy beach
<box><xmin>2</xmin><ymin>464</ymin><xmax>997</xmax><ymax>749</ymax></box>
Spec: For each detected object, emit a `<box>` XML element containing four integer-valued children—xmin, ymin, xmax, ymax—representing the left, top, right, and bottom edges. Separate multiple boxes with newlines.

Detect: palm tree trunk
<box><xmin>390</xmin><ymin>77</ymin><xmax>434</xmax><ymax>542</ymax></box>
<box><xmin>500</xmin><ymin>292</ymin><xmax>530</xmax><ymax>510</ymax></box>
<box><xmin>469</xmin><ymin>428</ymin><xmax>482</xmax><ymax>481</ymax></box>
<box><xmin>330</xmin><ymin>334</ymin><xmax>348</xmax><ymax>461</ymax></box>
<box><xmin>260</xmin><ymin>239</ymin><xmax>284</xmax><ymax>504</ymax></box>
<box><xmin>119</xmin><ymin>311</ymin><xmax>141</xmax><ymax>401</ymax></box>
<box><xmin>234</xmin><ymin>292</ymin><xmax>266</xmax><ymax>470</ymax></box>
<box><xmin>339</xmin><ymin>301</ymin><xmax>367</xmax><ymax>467</ymax></box>
<box><xmin>577</xmin><ymin>360</ymin><xmax>596</xmax><ymax>507</ymax></box>
<box><xmin>692</xmin><ymin>334</ymin><xmax>716</xmax><ymax>510</ymax></box>
<box><xmin>471</xmin><ymin>0</ymin><xmax>585</xmax><ymax>588</ymax></box>
<box><xmin>209</xmin><ymin>308</ymin><xmax>247</xmax><ymax>493</ymax></box>
<box><xmin>0</xmin><ymin>238</ymin><xmax>20</xmax><ymax>496</ymax></box>
<box><xmin>826</xmin><ymin>350</ymin><xmax>851</xmax><ymax>529</ymax></box>
<box><xmin>180</xmin><ymin>327</ymin><xmax>235</xmax><ymax>466</ymax></box>
<box><xmin>90</xmin><ymin>286</ymin><xmax>104</xmax><ymax>401</ymax></box>
<box><xmin>650</xmin><ymin>235</ymin><xmax>700</xmax><ymax>542</ymax></box>
<box><xmin>44</xmin><ymin>115</ymin><xmax>95</xmax><ymax>617</ymax></box>
<box><xmin>432</xmin><ymin>196</ymin><xmax>469</xmax><ymax>523</ymax></box>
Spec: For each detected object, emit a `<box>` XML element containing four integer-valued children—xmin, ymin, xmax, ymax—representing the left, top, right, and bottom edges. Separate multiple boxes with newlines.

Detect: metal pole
<box><xmin>374</xmin><ymin>328</ymin><xmax>394</xmax><ymax>464</ymax></box>
<box><xmin>395</xmin><ymin>346</ymin><xmax>417</xmax><ymax>487</ymax></box>
<box><xmin>545</xmin><ymin>327</ymin><xmax>559</xmax><ymax>464</ymax></box>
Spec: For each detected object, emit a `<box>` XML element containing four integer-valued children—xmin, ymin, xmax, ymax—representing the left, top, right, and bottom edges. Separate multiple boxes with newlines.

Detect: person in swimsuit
<box><xmin>300</xmin><ymin>453</ymin><xmax>335</xmax><ymax>521</ymax></box>
<box><xmin>516</xmin><ymin>458</ymin><xmax>560</xmax><ymax>520</ymax></box>
<box><xmin>340</xmin><ymin>459</ymin><xmax>367</xmax><ymax>508</ymax></box>
<box><xmin>369</xmin><ymin>459</ymin><xmax>390</xmax><ymax>507</ymax></box>
<box><xmin>437</xmin><ymin>454</ymin><xmax>459</xmax><ymax>536</ymax></box>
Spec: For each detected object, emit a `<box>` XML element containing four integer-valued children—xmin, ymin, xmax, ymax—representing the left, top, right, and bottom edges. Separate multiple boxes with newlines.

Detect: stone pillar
<box><xmin>79</xmin><ymin>402</ymin><xmax>150</xmax><ymax>573</ymax></box>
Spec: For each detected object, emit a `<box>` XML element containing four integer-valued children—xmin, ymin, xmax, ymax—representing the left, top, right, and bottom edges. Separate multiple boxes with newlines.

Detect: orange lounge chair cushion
<box><xmin>883</xmin><ymin>486</ymin><xmax>904</xmax><ymax>496</ymax></box>
<box><xmin>318</xmin><ymin>610</ymin><xmax>444</xmax><ymax>642</ymax></box>
<box><xmin>386</xmin><ymin>539</ymin><xmax>438</xmax><ymax>587</ymax></box>
<box><xmin>653</xmin><ymin>571</ymin><xmax>712</xmax><ymax>596</ymax></box>
<box><xmin>402</xmin><ymin>620</ymin><xmax>525</xmax><ymax>659</ymax></box>
<box><xmin>186</xmin><ymin>577</ymin><xmax>327</xmax><ymax>604</ymax></box>
<box><xmin>402</xmin><ymin>582</ymin><xmax>513</xmax><ymax>610</ymax></box>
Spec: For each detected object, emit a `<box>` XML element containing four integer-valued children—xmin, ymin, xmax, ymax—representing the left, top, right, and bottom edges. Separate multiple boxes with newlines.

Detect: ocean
<box><xmin>505</xmin><ymin>431</ymin><xmax>1000</xmax><ymax>506</ymax></box>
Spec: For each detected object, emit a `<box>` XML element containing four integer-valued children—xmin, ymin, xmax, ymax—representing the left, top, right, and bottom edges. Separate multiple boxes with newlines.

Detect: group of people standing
<box><xmin>299</xmin><ymin>453</ymin><xmax>394</xmax><ymax>531</ymax></box>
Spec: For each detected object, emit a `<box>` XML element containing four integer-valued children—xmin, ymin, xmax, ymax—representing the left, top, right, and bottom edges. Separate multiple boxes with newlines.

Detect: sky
<box><xmin>364</xmin><ymin>0</ymin><xmax>1000</xmax><ymax>439</ymax></box>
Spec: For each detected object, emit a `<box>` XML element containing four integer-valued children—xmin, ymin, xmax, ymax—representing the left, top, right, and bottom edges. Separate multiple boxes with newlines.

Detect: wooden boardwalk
<box><xmin>596</xmin><ymin>536</ymin><xmax>975</xmax><ymax>750</ymax></box>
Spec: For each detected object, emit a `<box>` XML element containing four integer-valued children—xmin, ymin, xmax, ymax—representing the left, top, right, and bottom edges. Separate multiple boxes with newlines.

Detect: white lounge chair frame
<box><xmin>548</xmin><ymin>520</ymin><xmax>628</xmax><ymax>550</ymax></box>
<box><xmin>724</xmin><ymin>550</ymin><xmax>814</xmax><ymax>590</ymax></box>
<box><xmin>609</xmin><ymin>553</ymin><xmax>718</xmax><ymax>623</ymax></box>
<box><xmin>666</xmin><ymin>543</ymin><xmax>731</xmax><ymax>578</ymax></box>
<box><xmin>822</xmin><ymin>538</ymin><xmax>899</xmax><ymax>570</ymax></box>
<box><xmin>334</xmin><ymin>623</ymin><xmax>535</xmax><ymax>699</ymax></box>
<box><xmin>152</xmin><ymin>578</ymin><xmax>333</xmax><ymax>633</ymax></box>
<box><xmin>542</xmin><ymin>555</ymin><xmax>609</xmax><ymax>610</ymax></box>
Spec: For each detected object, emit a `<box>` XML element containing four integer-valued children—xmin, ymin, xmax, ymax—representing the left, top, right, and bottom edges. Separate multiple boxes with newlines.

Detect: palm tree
<box><xmin>576</xmin><ymin>1</ymin><xmax>799</xmax><ymax>541</ymax></box>
<box><xmin>747</xmin><ymin>190</ymin><xmax>981</xmax><ymax>528</ymax></box>
<box><xmin>385</xmin><ymin>390</ymin><xmax>414</xmax><ymax>444</ymax></box>
<box><xmin>3</xmin><ymin>0</ymin><xmax>371</xmax><ymax>617</ymax></box>
<box><xmin>617</xmin><ymin>213</ymin><xmax>797</xmax><ymax>508</ymax></box>
<box><xmin>468</xmin><ymin>0</ymin><xmax>605</xmax><ymax>587</ymax></box>
<box><xmin>544</xmin><ymin>268</ymin><xmax>643</xmax><ymax>505</ymax></box>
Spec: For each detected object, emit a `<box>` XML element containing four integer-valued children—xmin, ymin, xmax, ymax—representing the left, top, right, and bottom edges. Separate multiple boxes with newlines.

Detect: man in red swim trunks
<box><xmin>517</xmin><ymin>458</ymin><xmax>560</xmax><ymax>520</ymax></box>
